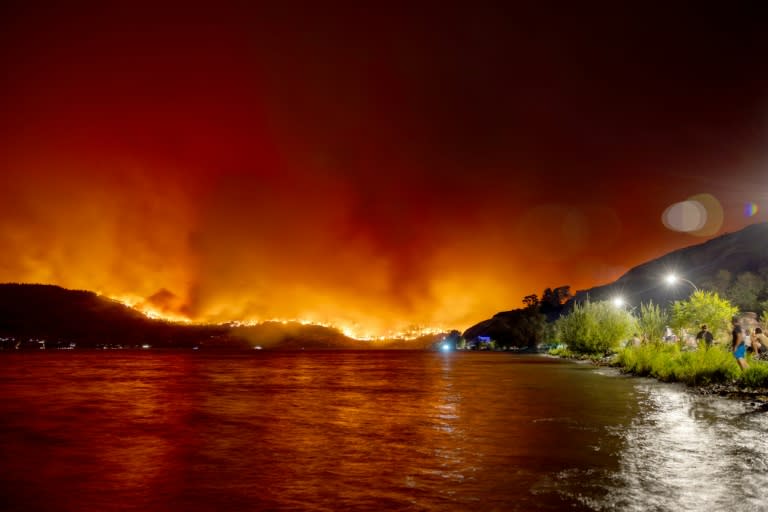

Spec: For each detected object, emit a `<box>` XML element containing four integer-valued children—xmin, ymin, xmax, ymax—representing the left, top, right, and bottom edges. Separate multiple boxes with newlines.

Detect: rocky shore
<box><xmin>692</xmin><ymin>382</ymin><xmax>768</xmax><ymax>404</ymax></box>
<box><xmin>550</xmin><ymin>352</ymin><xmax>768</xmax><ymax>407</ymax></box>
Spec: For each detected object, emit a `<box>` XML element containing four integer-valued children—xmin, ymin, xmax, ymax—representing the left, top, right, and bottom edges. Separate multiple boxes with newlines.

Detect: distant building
<box><xmin>466</xmin><ymin>336</ymin><xmax>493</xmax><ymax>350</ymax></box>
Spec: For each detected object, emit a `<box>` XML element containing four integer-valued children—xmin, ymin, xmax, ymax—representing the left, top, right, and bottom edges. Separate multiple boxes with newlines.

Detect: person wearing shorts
<box><xmin>732</xmin><ymin>317</ymin><xmax>748</xmax><ymax>370</ymax></box>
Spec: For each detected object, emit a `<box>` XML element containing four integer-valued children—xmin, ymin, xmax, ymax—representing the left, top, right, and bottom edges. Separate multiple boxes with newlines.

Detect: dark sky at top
<box><xmin>1</xmin><ymin>4</ymin><xmax>767</xmax><ymax>334</ymax></box>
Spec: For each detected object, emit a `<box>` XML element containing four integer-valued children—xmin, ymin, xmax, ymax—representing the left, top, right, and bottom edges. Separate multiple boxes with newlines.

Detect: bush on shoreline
<box><xmin>555</xmin><ymin>301</ymin><xmax>636</xmax><ymax>355</ymax></box>
<box><xmin>741</xmin><ymin>362</ymin><xmax>768</xmax><ymax>388</ymax></box>
<box><xmin>614</xmin><ymin>343</ymin><xmax>768</xmax><ymax>388</ymax></box>
<box><xmin>548</xmin><ymin>345</ymin><xmax>605</xmax><ymax>362</ymax></box>
<box><xmin>670</xmin><ymin>290</ymin><xmax>737</xmax><ymax>343</ymax></box>
<box><xmin>550</xmin><ymin>293</ymin><xmax>768</xmax><ymax>389</ymax></box>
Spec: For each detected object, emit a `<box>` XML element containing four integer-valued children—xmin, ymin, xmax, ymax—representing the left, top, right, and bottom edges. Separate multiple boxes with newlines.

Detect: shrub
<box><xmin>670</xmin><ymin>290</ymin><xmax>738</xmax><ymax>343</ymax></box>
<box><xmin>556</xmin><ymin>301</ymin><xmax>636</xmax><ymax>355</ymax></box>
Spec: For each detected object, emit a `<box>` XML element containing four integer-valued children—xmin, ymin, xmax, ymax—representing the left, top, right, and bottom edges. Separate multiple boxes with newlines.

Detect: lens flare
<box><xmin>744</xmin><ymin>202</ymin><xmax>759</xmax><ymax>217</ymax></box>
<box><xmin>662</xmin><ymin>200</ymin><xmax>707</xmax><ymax>232</ymax></box>
<box><xmin>686</xmin><ymin>193</ymin><xmax>723</xmax><ymax>236</ymax></box>
<box><xmin>661</xmin><ymin>194</ymin><xmax>724</xmax><ymax>236</ymax></box>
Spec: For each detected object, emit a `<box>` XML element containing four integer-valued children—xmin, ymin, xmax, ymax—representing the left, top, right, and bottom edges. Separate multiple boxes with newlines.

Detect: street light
<box><xmin>612</xmin><ymin>296</ymin><xmax>637</xmax><ymax>315</ymax></box>
<box><xmin>665</xmin><ymin>273</ymin><xmax>699</xmax><ymax>292</ymax></box>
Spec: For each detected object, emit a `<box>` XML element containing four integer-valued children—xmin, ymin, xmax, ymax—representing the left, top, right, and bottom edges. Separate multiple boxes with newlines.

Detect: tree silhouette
<box><xmin>522</xmin><ymin>294</ymin><xmax>539</xmax><ymax>309</ymax></box>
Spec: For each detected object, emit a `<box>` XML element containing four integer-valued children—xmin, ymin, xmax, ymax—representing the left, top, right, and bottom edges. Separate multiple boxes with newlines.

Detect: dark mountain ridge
<box><xmin>0</xmin><ymin>283</ymin><xmax>236</xmax><ymax>349</ymax></box>
<box><xmin>0</xmin><ymin>283</ymin><xmax>447</xmax><ymax>350</ymax></box>
<box><xmin>573</xmin><ymin>222</ymin><xmax>768</xmax><ymax>306</ymax></box>
<box><xmin>464</xmin><ymin>222</ymin><xmax>768</xmax><ymax>345</ymax></box>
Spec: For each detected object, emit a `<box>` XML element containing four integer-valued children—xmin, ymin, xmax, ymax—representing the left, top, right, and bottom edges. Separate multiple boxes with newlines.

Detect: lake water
<box><xmin>0</xmin><ymin>351</ymin><xmax>766</xmax><ymax>511</ymax></box>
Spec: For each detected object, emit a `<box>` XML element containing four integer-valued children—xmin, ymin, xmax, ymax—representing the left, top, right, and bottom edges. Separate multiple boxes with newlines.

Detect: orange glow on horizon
<box><xmin>109</xmin><ymin>294</ymin><xmax>194</xmax><ymax>324</ymax></box>
<box><xmin>1</xmin><ymin>5</ymin><xmax>762</xmax><ymax>337</ymax></box>
<box><xmin>109</xmin><ymin>294</ymin><xmax>445</xmax><ymax>340</ymax></box>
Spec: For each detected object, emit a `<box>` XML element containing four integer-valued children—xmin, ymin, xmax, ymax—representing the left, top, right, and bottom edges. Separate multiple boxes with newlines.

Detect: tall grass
<box><xmin>637</xmin><ymin>301</ymin><xmax>667</xmax><ymax>344</ymax></box>
<box><xmin>741</xmin><ymin>363</ymin><xmax>768</xmax><ymax>388</ymax></box>
<box><xmin>615</xmin><ymin>343</ymin><xmax>768</xmax><ymax>387</ymax></box>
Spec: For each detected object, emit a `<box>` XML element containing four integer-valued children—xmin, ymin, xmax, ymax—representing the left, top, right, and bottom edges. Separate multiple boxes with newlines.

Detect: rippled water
<box><xmin>0</xmin><ymin>351</ymin><xmax>765</xmax><ymax>511</ymax></box>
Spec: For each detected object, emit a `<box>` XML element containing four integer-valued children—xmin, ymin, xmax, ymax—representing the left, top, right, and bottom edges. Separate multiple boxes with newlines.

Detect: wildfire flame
<box><xmin>110</xmin><ymin>294</ymin><xmax>193</xmax><ymax>324</ymax></box>
<box><xmin>109</xmin><ymin>294</ymin><xmax>445</xmax><ymax>340</ymax></box>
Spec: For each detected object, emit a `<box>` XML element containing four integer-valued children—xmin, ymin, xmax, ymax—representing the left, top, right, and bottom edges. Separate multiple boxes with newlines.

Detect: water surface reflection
<box><xmin>0</xmin><ymin>352</ymin><xmax>765</xmax><ymax>511</ymax></box>
<box><xmin>608</xmin><ymin>381</ymin><xmax>768</xmax><ymax>511</ymax></box>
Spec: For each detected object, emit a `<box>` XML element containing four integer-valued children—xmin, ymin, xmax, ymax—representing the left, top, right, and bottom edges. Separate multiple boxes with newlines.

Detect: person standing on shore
<box><xmin>695</xmin><ymin>324</ymin><xmax>714</xmax><ymax>348</ymax></box>
<box><xmin>731</xmin><ymin>317</ymin><xmax>748</xmax><ymax>370</ymax></box>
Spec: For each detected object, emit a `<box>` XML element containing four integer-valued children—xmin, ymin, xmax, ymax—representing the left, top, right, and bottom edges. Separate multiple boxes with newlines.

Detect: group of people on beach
<box><xmin>651</xmin><ymin>320</ymin><xmax>767</xmax><ymax>371</ymax></box>
<box><xmin>730</xmin><ymin>317</ymin><xmax>768</xmax><ymax>370</ymax></box>
<box><xmin>627</xmin><ymin>320</ymin><xmax>768</xmax><ymax>371</ymax></box>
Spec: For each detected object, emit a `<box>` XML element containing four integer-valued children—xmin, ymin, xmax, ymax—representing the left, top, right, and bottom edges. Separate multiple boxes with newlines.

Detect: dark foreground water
<box><xmin>0</xmin><ymin>351</ymin><xmax>766</xmax><ymax>511</ymax></box>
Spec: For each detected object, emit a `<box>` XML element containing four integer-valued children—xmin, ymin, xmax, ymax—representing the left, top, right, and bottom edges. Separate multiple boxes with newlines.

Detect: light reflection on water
<box><xmin>608</xmin><ymin>381</ymin><xmax>768</xmax><ymax>512</ymax></box>
<box><xmin>0</xmin><ymin>352</ymin><xmax>765</xmax><ymax>511</ymax></box>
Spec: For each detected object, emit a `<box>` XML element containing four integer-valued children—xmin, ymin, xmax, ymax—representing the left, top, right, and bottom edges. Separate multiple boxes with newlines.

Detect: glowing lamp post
<box><xmin>611</xmin><ymin>296</ymin><xmax>638</xmax><ymax>316</ymax></box>
<box><xmin>665</xmin><ymin>274</ymin><xmax>699</xmax><ymax>292</ymax></box>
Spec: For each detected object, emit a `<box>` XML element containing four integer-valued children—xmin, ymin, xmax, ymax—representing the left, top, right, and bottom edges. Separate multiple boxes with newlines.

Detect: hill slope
<box><xmin>574</xmin><ymin>222</ymin><xmax>768</xmax><ymax>305</ymax></box>
<box><xmin>0</xmin><ymin>284</ymin><xmax>447</xmax><ymax>350</ymax></box>
<box><xmin>463</xmin><ymin>222</ymin><xmax>768</xmax><ymax>344</ymax></box>
<box><xmin>0</xmin><ymin>283</ymin><xmax>235</xmax><ymax>348</ymax></box>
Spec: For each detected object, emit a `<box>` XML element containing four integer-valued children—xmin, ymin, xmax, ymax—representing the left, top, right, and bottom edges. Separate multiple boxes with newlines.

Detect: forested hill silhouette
<box><xmin>462</xmin><ymin>222</ymin><xmax>768</xmax><ymax>347</ymax></box>
<box><xmin>572</xmin><ymin>222</ymin><xmax>768</xmax><ymax>306</ymax></box>
<box><xmin>0</xmin><ymin>284</ymin><xmax>449</xmax><ymax>350</ymax></box>
<box><xmin>0</xmin><ymin>283</ymin><xmax>235</xmax><ymax>349</ymax></box>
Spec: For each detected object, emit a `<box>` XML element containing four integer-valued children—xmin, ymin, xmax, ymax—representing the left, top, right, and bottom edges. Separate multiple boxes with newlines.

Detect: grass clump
<box><xmin>548</xmin><ymin>346</ymin><xmax>574</xmax><ymax>358</ymax></box>
<box><xmin>739</xmin><ymin>361</ymin><xmax>768</xmax><ymax>388</ymax></box>
<box><xmin>548</xmin><ymin>345</ymin><xmax>608</xmax><ymax>362</ymax></box>
<box><xmin>616</xmin><ymin>343</ymin><xmax>741</xmax><ymax>386</ymax></box>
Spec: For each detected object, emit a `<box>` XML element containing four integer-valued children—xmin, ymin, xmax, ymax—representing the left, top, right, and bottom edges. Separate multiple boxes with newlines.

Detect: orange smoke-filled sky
<box><xmin>2</xmin><ymin>4</ymin><xmax>768</xmax><ymax>334</ymax></box>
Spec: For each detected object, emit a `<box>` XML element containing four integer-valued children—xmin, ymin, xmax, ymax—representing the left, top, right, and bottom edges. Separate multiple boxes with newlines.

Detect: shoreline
<box><xmin>547</xmin><ymin>353</ymin><xmax>768</xmax><ymax>404</ymax></box>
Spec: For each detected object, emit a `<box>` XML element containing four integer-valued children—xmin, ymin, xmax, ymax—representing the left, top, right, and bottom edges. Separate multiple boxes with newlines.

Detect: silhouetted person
<box><xmin>695</xmin><ymin>324</ymin><xmax>713</xmax><ymax>348</ymax></box>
